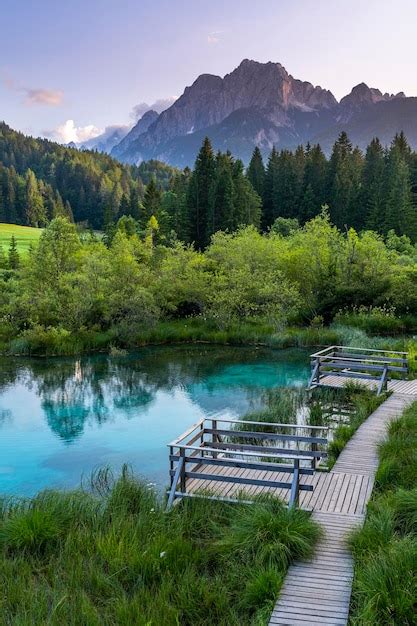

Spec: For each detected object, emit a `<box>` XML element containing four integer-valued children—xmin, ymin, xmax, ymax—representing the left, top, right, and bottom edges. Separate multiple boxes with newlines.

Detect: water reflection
<box><xmin>0</xmin><ymin>346</ymin><xmax>309</xmax><ymax>494</ymax></box>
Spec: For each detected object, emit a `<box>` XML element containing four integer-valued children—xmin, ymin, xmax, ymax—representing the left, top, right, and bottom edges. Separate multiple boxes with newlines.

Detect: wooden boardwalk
<box><xmin>317</xmin><ymin>374</ymin><xmax>417</xmax><ymax>396</ymax></box>
<box><xmin>269</xmin><ymin>392</ymin><xmax>416</xmax><ymax>626</ymax></box>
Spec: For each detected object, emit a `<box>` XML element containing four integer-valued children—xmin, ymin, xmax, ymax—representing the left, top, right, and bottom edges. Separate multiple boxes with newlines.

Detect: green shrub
<box><xmin>351</xmin><ymin>538</ymin><xmax>417</xmax><ymax>625</ymax></box>
<box><xmin>239</xmin><ymin>567</ymin><xmax>284</xmax><ymax>613</ymax></box>
<box><xmin>350</xmin><ymin>400</ymin><xmax>417</xmax><ymax>624</ymax></box>
<box><xmin>216</xmin><ymin>497</ymin><xmax>321</xmax><ymax>569</ymax></box>
<box><xmin>0</xmin><ymin>509</ymin><xmax>62</xmax><ymax>553</ymax></box>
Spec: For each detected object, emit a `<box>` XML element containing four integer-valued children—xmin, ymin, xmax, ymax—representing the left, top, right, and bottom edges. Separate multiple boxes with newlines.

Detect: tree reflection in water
<box><xmin>0</xmin><ymin>346</ymin><xmax>309</xmax><ymax>442</ymax></box>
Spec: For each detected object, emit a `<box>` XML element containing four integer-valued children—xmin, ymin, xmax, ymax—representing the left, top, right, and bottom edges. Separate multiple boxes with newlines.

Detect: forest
<box><xmin>1</xmin><ymin>121</ymin><xmax>417</xmax><ymax>244</ymax></box>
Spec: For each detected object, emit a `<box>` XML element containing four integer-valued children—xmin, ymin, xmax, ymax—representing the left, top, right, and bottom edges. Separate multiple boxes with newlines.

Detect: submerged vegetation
<box><xmin>349</xmin><ymin>400</ymin><xmax>417</xmax><ymax>625</ymax></box>
<box><xmin>0</xmin><ymin>468</ymin><xmax>321</xmax><ymax>625</ymax></box>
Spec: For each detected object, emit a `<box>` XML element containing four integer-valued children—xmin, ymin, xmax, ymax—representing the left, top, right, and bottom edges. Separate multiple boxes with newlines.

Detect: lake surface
<box><xmin>0</xmin><ymin>345</ymin><xmax>309</xmax><ymax>496</ymax></box>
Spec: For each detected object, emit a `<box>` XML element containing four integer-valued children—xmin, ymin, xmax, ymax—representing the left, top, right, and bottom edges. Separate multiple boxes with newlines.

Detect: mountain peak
<box><xmin>340</xmin><ymin>83</ymin><xmax>407</xmax><ymax>108</ymax></box>
<box><xmin>110</xmin><ymin>59</ymin><xmax>414</xmax><ymax>167</ymax></box>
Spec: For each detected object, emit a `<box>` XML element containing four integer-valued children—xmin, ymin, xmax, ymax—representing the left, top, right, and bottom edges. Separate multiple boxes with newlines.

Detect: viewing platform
<box><xmin>166</xmin><ymin>417</ymin><xmax>329</xmax><ymax>510</ymax></box>
<box><xmin>308</xmin><ymin>345</ymin><xmax>409</xmax><ymax>395</ymax></box>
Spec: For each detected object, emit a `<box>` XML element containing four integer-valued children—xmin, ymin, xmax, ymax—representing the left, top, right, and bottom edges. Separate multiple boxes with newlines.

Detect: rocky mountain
<box><xmin>110</xmin><ymin>60</ymin><xmax>416</xmax><ymax>167</ymax></box>
<box><xmin>111</xmin><ymin>110</ymin><xmax>159</xmax><ymax>160</ymax></box>
<box><xmin>81</xmin><ymin>125</ymin><xmax>129</xmax><ymax>153</ymax></box>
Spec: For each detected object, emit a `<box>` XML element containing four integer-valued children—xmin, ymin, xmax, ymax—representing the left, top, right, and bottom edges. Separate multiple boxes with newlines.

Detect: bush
<box><xmin>215</xmin><ymin>497</ymin><xmax>321</xmax><ymax>569</ymax></box>
<box><xmin>334</xmin><ymin>305</ymin><xmax>417</xmax><ymax>335</ymax></box>
<box><xmin>352</xmin><ymin>538</ymin><xmax>417</xmax><ymax>624</ymax></box>
<box><xmin>0</xmin><ymin>509</ymin><xmax>63</xmax><ymax>554</ymax></box>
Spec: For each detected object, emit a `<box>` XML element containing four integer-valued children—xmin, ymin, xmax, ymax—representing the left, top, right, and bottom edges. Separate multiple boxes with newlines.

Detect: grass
<box><xmin>0</xmin><ymin>467</ymin><xmax>321</xmax><ymax>625</ymax></box>
<box><xmin>349</xmin><ymin>399</ymin><xmax>417</xmax><ymax>625</ymax></box>
<box><xmin>0</xmin><ymin>222</ymin><xmax>43</xmax><ymax>255</ymax></box>
<box><xmin>3</xmin><ymin>317</ymin><xmax>389</xmax><ymax>357</ymax></box>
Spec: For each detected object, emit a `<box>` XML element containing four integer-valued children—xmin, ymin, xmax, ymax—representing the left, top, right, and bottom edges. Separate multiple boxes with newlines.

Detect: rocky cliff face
<box><xmin>111</xmin><ymin>109</ymin><xmax>159</xmax><ymax>160</ymax></box>
<box><xmin>110</xmin><ymin>60</ymin><xmax>413</xmax><ymax>166</ymax></box>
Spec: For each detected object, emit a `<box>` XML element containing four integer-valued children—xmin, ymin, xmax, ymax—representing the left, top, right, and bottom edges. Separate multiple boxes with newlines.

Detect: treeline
<box><xmin>0</xmin><ymin>122</ymin><xmax>176</xmax><ymax>229</ymax></box>
<box><xmin>0</xmin><ymin>164</ymin><xmax>73</xmax><ymax>226</ymax></box>
<box><xmin>2</xmin><ymin>120</ymin><xmax>417</xmax><ymax>243</ymax></box>
<box><xmin>252</xmin><ymin>131</ymin><xmax>417</xmax><ymax>240</ymax></box>
<box><xmin>128</xmin><ymin>131</ymin><xmax>417</xmax><ymax>247</ymax></box>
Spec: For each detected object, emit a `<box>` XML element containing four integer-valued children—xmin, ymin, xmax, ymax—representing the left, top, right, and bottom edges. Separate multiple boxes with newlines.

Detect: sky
<box><xmin>2</xmin><ymin>0</ymin><xmax>417</xmax><ymax>143</ymax></box>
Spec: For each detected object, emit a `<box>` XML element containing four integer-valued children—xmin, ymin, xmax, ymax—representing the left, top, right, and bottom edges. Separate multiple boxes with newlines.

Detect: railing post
<box><xmin>212</xmin><ymin>419</ymin><xmax>218</xmax><ymax>459</ymax></box>
<box><xmin>289</xmin><ymin>458</ymin><xmax>300</xmax><ymax>509</ymax></box>
<box><xmin>180</xmin><ymin>447</ymin><xmax>186</xmax><ymax>493</ymax></box>
<box><xmin>316</xmin><ymin>357</ymin><xmax>320</xmax><ymax>385</ymax></box>
<box><xmin>311</xmin><ymin>429</ymin><xmax>317</xmax><ymax>470</ymax></box>
<box><xmin>169</xmin><ymin>445</ymin><xmax>174</xmax><ymax>488</ymax></box>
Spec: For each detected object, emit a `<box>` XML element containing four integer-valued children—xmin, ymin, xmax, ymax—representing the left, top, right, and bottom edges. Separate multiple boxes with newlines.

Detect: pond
<box><xmin>0</xmin><ymin>345</ymin><xmax>310</xmax><ymax>496</ymax></box>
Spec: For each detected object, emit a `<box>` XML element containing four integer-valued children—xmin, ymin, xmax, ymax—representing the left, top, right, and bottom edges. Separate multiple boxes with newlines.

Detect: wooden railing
<box><xmin>166</xmin><ymin>418</ymin><xmax>328</xmax><ymax>510</ymax></box>
<box><xmin>308</xmin><ymin>345</ymin><xmax>408</xmax><ymax>395</ymax></box>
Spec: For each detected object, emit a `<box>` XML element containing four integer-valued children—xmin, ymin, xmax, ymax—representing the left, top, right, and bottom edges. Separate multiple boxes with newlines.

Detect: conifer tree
<box><xmin>232</xmin><ymin>159</ymin><xmax>261</xmax><ymax>229</ymax></box>
<box><xmin>262</xmin><ymin>147</ymin><xmax>279</xmax><ymax>230</ymax></box>
<box><xmin>142</xmin><ymin>177</ymin><xmax>162</xmax><ymax>226</ymax></box>
<box><xmin>384</xmin><ymin>145</ymin><xmax>417</xmax><ymax>240</ymax></box>
<box><xmin>362</xmin><ymin>138</ymin><xmax>385</xmax><ymax>231</ymax></box>
<box><xmin>327</xmin><ymin>132</ymin><xmax>362</xmax><ymax>228</ymax></box>
<box><xmin>8</xmin><ymin>235</ymin><xmax>20</xmax><ymax>270</ymax></box>
<box><xmin>246</xmin><ymin>147</ymin><xmax>265</xmax><ymax>198</ymax></box>
<box><xmin>301</xmin><ymin>144</ymin><xmax>327</xmax><ymax>221</ymax></box>
<box><xmin>25</xmin><ymin>169</ymin><xmax>47</xmax><ymax>227</ymax></box>
<box><xmin>186</xmin><ymin>137</ymin><xmax>216</xmax><ymax>249</ymax></box>
<box><xmin>209</xmin><ymin>152</ymin><xmax>234</xmax><ymax>233</ymax></box>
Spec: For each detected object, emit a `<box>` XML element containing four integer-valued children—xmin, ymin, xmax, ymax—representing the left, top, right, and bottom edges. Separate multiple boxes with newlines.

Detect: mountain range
<box><xmin>88</xmin><ymin>59</ymin><xmax>417</xmax><ymax>167</ymax></box>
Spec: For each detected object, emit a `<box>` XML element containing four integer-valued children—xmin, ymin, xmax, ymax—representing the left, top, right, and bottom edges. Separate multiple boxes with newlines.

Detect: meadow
<box><xmin>0</xmin><ymin>223</ymin><xmax>43</xmax><ymax>255</ymax></box>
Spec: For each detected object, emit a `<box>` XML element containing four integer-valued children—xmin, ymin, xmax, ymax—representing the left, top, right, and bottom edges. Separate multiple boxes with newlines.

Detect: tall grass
<box><xmin>0</xmin><ymin>466</ymin><xmax>321</xmax><ymax>625</ymax></box>
<box><xmin>349</xmin><ymin>400</ymin><xmax>417</xmax><ymax>625</ymax></box>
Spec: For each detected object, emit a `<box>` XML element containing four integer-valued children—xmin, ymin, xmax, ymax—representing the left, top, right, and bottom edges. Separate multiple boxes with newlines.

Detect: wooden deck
<box><xmin>309</xmin><ymin>345</ymin><xmax>409</xmax><ymax>396</ymax></box>
<box><xmin>316</xmin><ymin>374</ymin><xmax>417</xmax><ymax>395</ymax></box>
<box><xmin>187</xmin><ymin>467</ymin><xmax>373</xmax><ymax>515</ymax></box>
<box><xmin>269</xmin><ymin>392</ymin><xmax>416</xmax><ymax>626</ymax></box>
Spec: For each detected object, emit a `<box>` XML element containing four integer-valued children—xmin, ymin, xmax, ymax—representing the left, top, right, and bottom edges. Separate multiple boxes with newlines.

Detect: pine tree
<box><xmin>118</xmin><ymin>193</ymin><xmax>130</xmax><ymax>219</ymax></box>
<box><xmin>208</xmin><ymin>152</ymin><xmax>234</xmax><ymax>233</ymax></box>
<box><xmin>301</xmin><ymin>144</ymin><xmax>327</xmax><ymax>221</ymax></box>
<box><xmin>383</xmin><ymin>145</ymin><xmax>417</xmax><ymax>240</ymax></box>
<box><xmin>8</xmin><ymin>235</ymin><xmax>20</xmax><ymax>270</ymax></box>
<box><xmin>186</xmin><ymin>137</ymin><xmax>216</xmax><ymax>249</ymax></box>
<box><xmin>246</xmin><ymin>147</ymin><xmax>265</xmax><ymax>198</ymax></box>
<box><xmin>142</xmin><ymin>177</ymin><xmax>162</xmax><ymax>226</ymax></box>
<box><xmin>25</xmin><ymin>169</ymin><xmax>47</xmax><ymax>226</ymax></box>
<box><xmin>233</xmin><ymin>159</ymin><xmax>261</xmax><ymax>229</ymax></box>
<box><xmin>327</xmin><ymin>132</ymin><xmax>362</xmax><ymax>229</ymax></box>
<box><xmin>392</xmin><ymin>131</ymin><xmax>412</xmax><ymax>162</ymax></box>
<box><xmin>128</xmin><ymin>186</ymin><xmax>141</xmax><ymax>220</ymax></box>
<box><xmin>262</xmin><ymin>147</ymin><xmax>279</xmax><ymax>230</ymax></box>
<box><xmin>362</xmin><ymin>138</ymin><xmax>385</xmax><ymax>231</ymax></box>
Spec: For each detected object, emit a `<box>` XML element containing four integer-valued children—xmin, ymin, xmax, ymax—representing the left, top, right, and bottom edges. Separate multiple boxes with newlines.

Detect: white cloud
<box><xmin>131</xmin><ymin>96</ymin><xmax>177</xmax><ymax>120</ymax></box>
<box><xmin>44</xmin><ymin>119</ymin><xmax>103</xmax><ymax>144</ymax></box>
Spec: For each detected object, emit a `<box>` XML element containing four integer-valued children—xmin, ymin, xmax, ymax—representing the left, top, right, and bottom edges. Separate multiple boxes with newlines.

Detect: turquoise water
<box><xmin>0</xmin><ymin>346</ymin><xmax>309</xmax><ymax>496</ymax></box>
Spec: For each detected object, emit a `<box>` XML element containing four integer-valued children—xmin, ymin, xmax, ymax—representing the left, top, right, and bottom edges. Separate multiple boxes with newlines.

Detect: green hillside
<box><xmin>0</xmin><ymin>223</ymin><xmax>43</xmax><ymax>254</ymax></box>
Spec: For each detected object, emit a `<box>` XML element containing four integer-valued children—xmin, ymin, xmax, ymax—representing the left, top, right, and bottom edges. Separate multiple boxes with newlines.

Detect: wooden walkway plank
<box><xmin>268</xmin><ymin>392</ymin><xmax>416</xmax><ymax>626</ymax></box>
